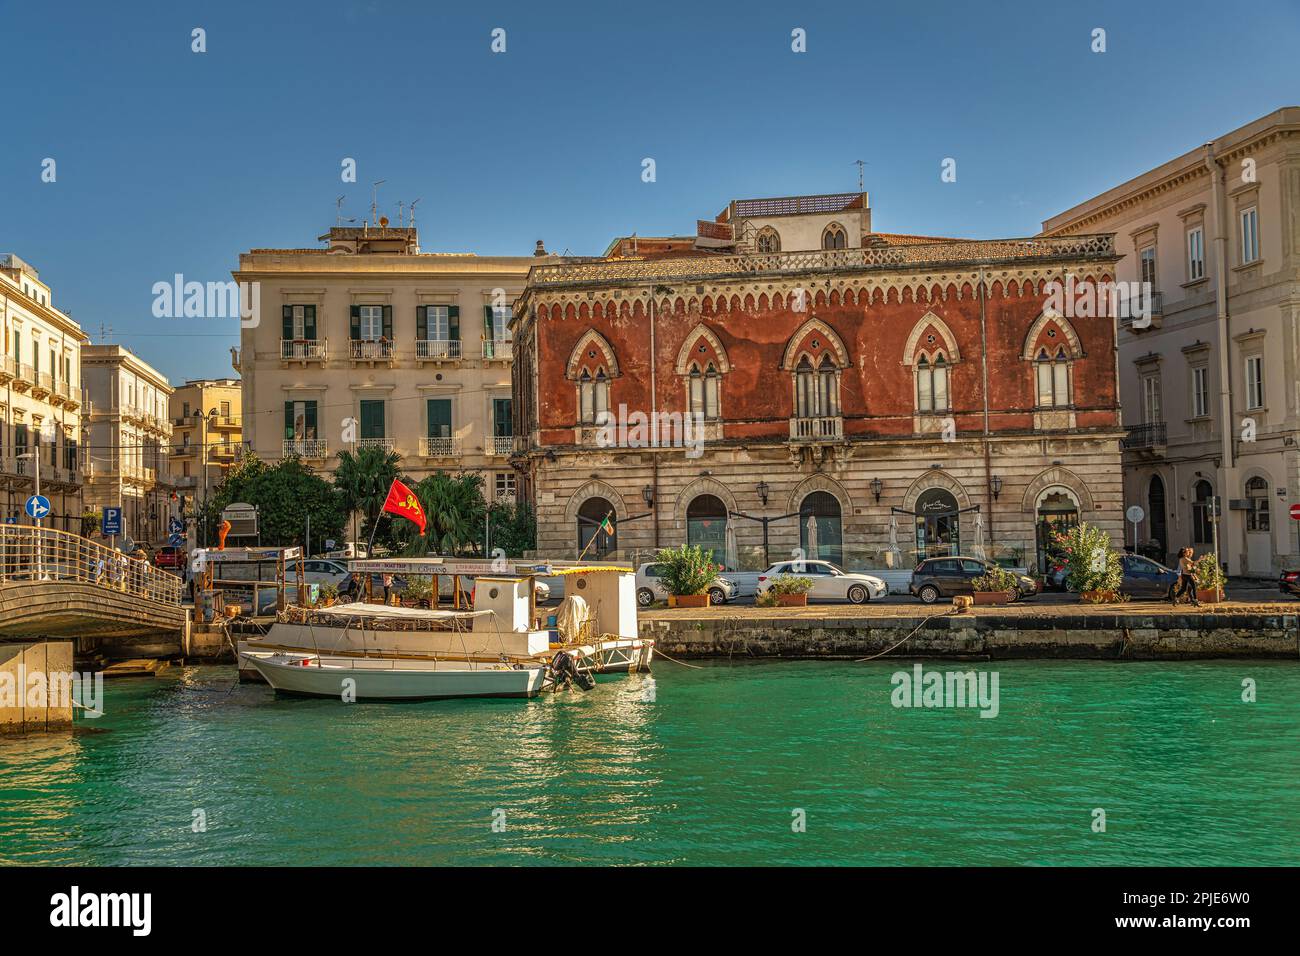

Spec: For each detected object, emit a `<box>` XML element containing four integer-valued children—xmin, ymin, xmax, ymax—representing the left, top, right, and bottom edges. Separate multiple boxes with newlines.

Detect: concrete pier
<box><xmin>0</xmin><ymin>641</ymin><xmax>75</xmax><ymax>733</ymax></box>
<box><xmin>639</xmin><ymin>602</ymin><xmax>1300</xmax><ymax>660</ymax></box>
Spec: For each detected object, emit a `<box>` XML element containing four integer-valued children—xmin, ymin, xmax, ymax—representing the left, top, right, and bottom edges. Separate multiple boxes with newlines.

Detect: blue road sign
<box><xmin>168</xmin><ymin>532</ymin><xmax>184</xmax><ymax>547</ymax></box>
<box><xmin>168</xmin><ymin>516</ymin><xmax>184</xmax><ymax>535</ymax></box>
<box><xmin>4</xmin><ymin>516</ymin><xmax>16</xmax><ymax>524</ymax></box>
<box><xmin>25</xmin><ymin>495</ymin><xmax>51</xmax><ymax>520</ymax></box>
<box><xmin>102</xmin><ymin>506</ymin><xmax>123</xmax><ymax>537</ymax></box>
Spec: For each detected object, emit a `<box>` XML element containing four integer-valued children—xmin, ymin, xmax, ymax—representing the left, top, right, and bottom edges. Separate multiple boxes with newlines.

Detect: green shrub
<box><xmin>1193</xmin><ymin>553</ymin><xmax>1226</xmax><ymax>593</ymax></box>
<box><xmin>972</xmin><ymin>565</ymin><xmax>1019</xmax><ymax>593</ymax></box>
<box><xmin>768</xmin><ymin>575</ymin><xmax>814</xmax><ymax>596</ymax></box>
<box><xmin>655</xmin><ymin>544</ymin><xmax>719</xmax><ymax>596</ymax></box>
<box><xmin>1062</xmin><ymin>522</ymin><xmax>1123</xmax><ymax>594</ymax></box>
<box><xmin>404</xmin><ymin>575</ymin><xmax>433</xmax><ymax>601</ymax></box>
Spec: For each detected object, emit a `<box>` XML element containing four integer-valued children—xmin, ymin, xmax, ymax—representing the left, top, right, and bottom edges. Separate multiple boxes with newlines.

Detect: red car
<box><xmin>154</xmin><ymin>546</ymin><xmax>185</xmax><ymax>570</ymax></box>
<box><xmin>1280</xmin><ymin>570</ymin><xmax>1300</xmax><ymax>599</ymax></box>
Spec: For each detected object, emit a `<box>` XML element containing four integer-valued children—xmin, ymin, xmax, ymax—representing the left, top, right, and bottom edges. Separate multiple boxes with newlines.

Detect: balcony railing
<box><xmin>416</xmin><ymin>339</ymin><xmax>461</xmax><ymax>360</ymax></box>
<box><xmin>419</xmin><ymin>436</ymin><xmax>461</xmax><ymax>458</ymax></box>
<box><xmin>526</xmin><ymin>235</ymin><xmax>1117</xmax><ymax>289</ymax></box>
<box><xmin>14</xmin><ymin>363</ymin><xmax>35</xmax><ymax>386</ymax></box>
<box><xmin>349</xmin><ymin>339</ymin><xmax>393</xmax><ymax>361</ymax></box>
<box><xmin>490</xmin><ymin>435</ymin><xmax>515</xmax><ymax>456</ymax></box>
<box><xmin>789</xmin><ymin>416</ymin><xmax>844</xmax><ymax>441</ymax></box>
<box><xmin>357</xmin><ymin>438</ymin><xmax>395</xmax><ymax>452</ymax></box>
<box><xmin>281</xmin><ymin>338</ymin><xmax>328</xmax><ymax>361</ymax></box>
<box><xmin>0</xmin><ymin>524</ymin><xmax>183</xmax><ymax>605</ymax></box>
<box><xmin>1123</xmin><ymin>422</ymin><xmax>1167</xmax><ymax>451</ymax></box>
<box><xmin>283</xmin><ymin>438</ymin><xmax>329</xmax><ymax>458</ymax></box>
<box><xmin>482</xmin><ymin>339</ymin><xmax>513</xmax><ymax>361</ymax></box>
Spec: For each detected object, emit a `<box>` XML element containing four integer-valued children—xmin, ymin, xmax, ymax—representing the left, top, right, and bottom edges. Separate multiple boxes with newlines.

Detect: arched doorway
<box><xmin>1147</xmin><ymin>474</ymin><xmax>1167</xmax><ymax>562</ymax></box>
<box><xmin>686</xmin><ymin>494</ymin><xmax>728</xmax><ymax>567</ymax></box>
<box><xmin>914</xmin><ymin>488</ymin><xmax>959</xmax><ymax>559</ymax></box>
<box><xmin>577</xmin><ymin>497</ymin><xmax>617</xmax><ymax>558</ymax></box>
<box><xmin>800</xmin><ymin>491</ymin><xmax>842</xmax><ymax>564</ymax></box>
<box><xmin>1245</xmin><ymin>476</ymin><xmax>1272</xmax><ymax>574</ymax></box>
<box><xmin>1035</xmin><ymin>488</ymin><xmax>1079</xmax><ymax>574</ymax></box>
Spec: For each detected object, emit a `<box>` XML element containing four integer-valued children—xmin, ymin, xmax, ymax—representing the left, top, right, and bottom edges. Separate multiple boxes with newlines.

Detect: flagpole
<box><xmin>577</xmin><ymin>510</ymin><xmax>613</xmax><ymax>561</ymax></box>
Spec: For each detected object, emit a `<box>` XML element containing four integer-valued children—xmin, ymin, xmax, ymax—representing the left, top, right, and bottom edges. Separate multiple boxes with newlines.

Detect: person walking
<box><xmin>1171</xmin><ymin>546</ymin><xmax>1200</xmax><ymax>607</ymax></box>
<box><xmin>382</xmin><ymin>572</ymin><xmax>394</xmax><ymax>606</ymax></box>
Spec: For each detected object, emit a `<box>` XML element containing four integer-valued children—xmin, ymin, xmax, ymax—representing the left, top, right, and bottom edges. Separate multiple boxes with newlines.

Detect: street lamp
<box><xmin>16</xmin><ymin>450</ymin><xmax>47</xmax><ymax>579</ymax></box>
<box><xmin>870</xmin><ymin>477</ymin><xmax>883</xmax><ymax>503</ymax></box>
<box><xmin>756</xmin><ymin>481</ymin><xmax>769</xmax><ymax>507</ymax></box>
<box><xmin>196</xmin><ymin>408</ymin><xmax>219</xmax><ymax>547</ymax></box>
<box><xmin>990</xmin><ymin>476</ymin><xmax>1003</xmax><ymax>501</ymax></box>
<box><xmin>641</xmin><ymin>484</ymin><xmax>654</xmax><ymax>508</ymax></box>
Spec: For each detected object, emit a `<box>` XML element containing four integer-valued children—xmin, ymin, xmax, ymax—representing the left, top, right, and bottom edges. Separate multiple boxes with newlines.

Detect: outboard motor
<box><xmin>549</xmin><ymin>650</ymin><xmax>595</xmax><ymax>691</ymax></box>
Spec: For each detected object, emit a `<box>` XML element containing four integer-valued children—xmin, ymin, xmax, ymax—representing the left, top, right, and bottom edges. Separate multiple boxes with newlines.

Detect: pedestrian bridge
<box><xmin>0</xmin><ymin>526</ymin><xmax>186</xmax><ymax>640</ymax></box>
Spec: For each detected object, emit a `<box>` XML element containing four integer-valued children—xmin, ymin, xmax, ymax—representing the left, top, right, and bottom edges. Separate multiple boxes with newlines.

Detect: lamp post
<box><xmin>196</xmin><ymin>408</ymin><xmax>218</xmax><ymax>547</ymax></box>
<box><xmin>730</xmin><ymin>483</ymin><xmax>797</xmax><ymax>568</ymax></box>
<box><xmin>17</xmin><ymin>450</ymin><xmax>44</xmax><ymax>578</ymax></box>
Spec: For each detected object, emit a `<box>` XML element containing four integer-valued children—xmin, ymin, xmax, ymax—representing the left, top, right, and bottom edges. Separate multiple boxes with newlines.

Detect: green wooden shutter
<box><xmin>416</xmin><ymin>306</ymin><xmax>427</xmax><ymax>340</ymax></box>
<box><xmin>284</xmin><ymin>402</ymin><xmax>294</xmax><ymax>439</ymax></box>
<box><xmin>427</xmin><ymin>399</ymin><xmax>452</xmax><ymax>438</ymax></box>
<box><xmin>382</xmin><ymin>305</ymin><xmax>393</xmax><ymax>340</ymax></box>
<box><xmin>304</xmin><ymin>305</ymin><xmax>317</xmax><ymax>339</ymax></box>
<box><xmin>282</xmin><ymin>305</ymin><xmax>293</xmax><ymax>340</ymax></box>
<box><xmin>359</xmin><ymin>400</ymin><xmax>385</xmax><ymax>439</ymax></box>
<box><xmin>350</xmin><ymin>305</ymin><xmax>361</xmax><ymax>340</ymax></box>
<box><xmin>483</xmin><ymin>305</ymin><xmax>495</xmax><ymax>357</ymax></box>
<box><xmin>448</xmin><ymin>306</ymin><xmax>460</xmax><ymax>341</ymax></box>
<box><xmin>305</xmin><ymin>401</ymin><xmax>318</xmax><ymax>437</ymax></box>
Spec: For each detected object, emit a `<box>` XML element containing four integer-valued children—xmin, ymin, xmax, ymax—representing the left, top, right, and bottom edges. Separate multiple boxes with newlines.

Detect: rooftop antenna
<box><xmin>853</xmin><ymin>160</ymin><xmax>867</xmax><ymax>192</ymax></box>
<box><xmin>335</xmin><ymin>195</ymin><xmax>347</xmax><ymax>226</ymax></box>
<box><xmin>371</xmin><ymin>180</ymin><xmax>386</xmax><ymax>228</ymax></box>
<box><xmin>397</xmin><ymin>200</ymin><xmax>404</xmax><ymax>228</ymax></box>
<box><xmin>409</xmin><ymin>198</ymin><xmax>422</xmax><ymax>231</ymax></box>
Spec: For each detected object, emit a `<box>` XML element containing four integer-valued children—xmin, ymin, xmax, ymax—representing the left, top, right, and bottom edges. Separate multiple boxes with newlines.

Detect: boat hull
<box><xmin>242</xmin><ymin>653</ymin><xmax>547</xmax><ymax>701</ymax></box>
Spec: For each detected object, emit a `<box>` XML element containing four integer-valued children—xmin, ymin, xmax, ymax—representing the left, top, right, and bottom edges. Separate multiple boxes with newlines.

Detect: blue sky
<box><xmin>3</xmin><ymin>0</ymin><xmax>1297</xmax><ymax>383</ymax></box>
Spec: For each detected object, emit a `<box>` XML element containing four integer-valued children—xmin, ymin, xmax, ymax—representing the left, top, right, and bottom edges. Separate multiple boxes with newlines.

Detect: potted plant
<box><xmin>403</xmin><ymin>574</ymin><xmax>434</xmax><ymax>608</ymax></box>
<box><xmin>656</xmin><ymin>544</ymin><xmax>719</xmax><ymax>608</ymax></box>
<box><xmin>767</xmin><ymin>575</ymin><xmax>814</xmax><ymax>607</ymax></box>
<box><xmin>971</xmin><ymin>565</ymin><xmax>1019</xmax><ymax>604</ymax></box>
<box><xmin>1193</xmin><ymin>553</ymin><xmax>1227</xmax><ymax>604</ymax></box>
<box><xmin>317</xmin><ymin>582</ymin><xmax>339</xmax><ymax>607</ymax></box>
<box><xmin>1062</xmin><ymin>522</ymin><xmax>1124</xmax><ymax>602</ymax></box>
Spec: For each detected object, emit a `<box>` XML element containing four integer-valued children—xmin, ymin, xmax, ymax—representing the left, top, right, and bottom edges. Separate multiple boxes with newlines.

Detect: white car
<box><xmin>635</xmin><ymin>562</ymin><xmax>738</xmax><ymax>607</ymax></box>
<box><xmin>284</xmin><ymin>558</ymin><xmax>350</xmax><ymax>587</ymax></box>
<box><xmin>756</xmin><ymin>560</ymin><xmax>886</xmax><ymax>604</ymax></box>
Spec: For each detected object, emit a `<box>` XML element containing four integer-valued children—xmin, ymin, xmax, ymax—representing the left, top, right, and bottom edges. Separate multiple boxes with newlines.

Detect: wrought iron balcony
<box><xmin>283</xmin><ymin>438</ymin><xmax>328</xmax><ymax>459</ymax></box>
<box><xmin>349</xmin><ymin>339</ymin><xmax>393</xmax><ymax>361</ymax></box>
<box><xmin>281</xmin><ymin>338</ymin><xmax>328</xmax><ymax>361</ymax></box>
<box><xmin>1123</xmin><ymin>421</ymin><xmax>1167</xmax><ymax>451</ymax></box>
<box><xmin>356</xmin><ymin>438</ymin><xmax>395</xmax><ymax>452</ymax></box>
<box><xmin>419</xmin><ymin>436</ymin><xmax>461</xmax><ymax>458</ymax></box>
<box><xmin>482</xmin><ymin>338</ymin><xmax>513</xmax><ymax>361</ymax></box>
<box><xmin>490</xmin><ymin>435</ymin><xmax>515</xmax><ymax>456</ymax></box>
<box><xmin>415</xmin><ymin>339</ymin><xmax>461</xmax><ymax>360</ymax></box>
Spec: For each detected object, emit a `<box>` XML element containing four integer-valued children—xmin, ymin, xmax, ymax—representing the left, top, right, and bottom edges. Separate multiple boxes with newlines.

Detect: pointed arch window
<box><xmin>822</xmin><ymin>223</ymin><xmax>847</xmax><ymax>250</ymax></box>
<box><xmin>796</xmin><ymin>355</ymin><xmax>838</xmax><ymax>418</ymax></box>
<box><xmin>578</xmin><ymin>368</ymin><xmax>609</xmax><ymax>424</ymax></box>
<box><xmin>688</xmin><ymin>362</ymin><xmax>721</xmax><ymax>420</ymax></box>
<box><xmin>1035</xmin><ymin>347</ymin><xmax>1071</xmax><ymax>408</ymax></box>
<box><xmin>916</xmin><ymin>353</ymin><xmax>950</xmax><ymax>412</ymax></box>
<box><xmin>756</xmin><ymin>227</ymin><xmax>781</xmax><ymax>254</ymax></box>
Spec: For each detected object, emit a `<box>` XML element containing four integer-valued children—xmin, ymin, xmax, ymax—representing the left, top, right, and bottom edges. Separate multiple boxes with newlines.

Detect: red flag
<box><xmin>381</xmin><ymin>479</ymin><xmax>427</xmax><ymax>534</ymax></box>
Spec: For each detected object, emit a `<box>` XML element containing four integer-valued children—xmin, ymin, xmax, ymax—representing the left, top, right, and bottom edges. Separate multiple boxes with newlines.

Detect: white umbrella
<box><xmin>805</xmin><ymin>514</ymin><xmax>819</xmax><ymax>560</ymax></box>
<box><xmin>972</xmin><ymin>512</ymin><xmax>986</xmax><ymax>560</ymax></box>
<box><xmin>724</xmin><ymin>521</ymin><xmax>738</xmax><ymax>571</ymax></box>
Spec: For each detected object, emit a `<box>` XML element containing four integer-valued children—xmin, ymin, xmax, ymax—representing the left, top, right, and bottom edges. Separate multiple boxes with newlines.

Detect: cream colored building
<box><xmin>81</xmin><ymin>345</ymin><xmax>174</xmax><ymax>546</ymax></box>
<box><xmin>170</xmin><ymin>378</ymin><xmax>242</xmax><ymax>507</ymax></box>
<box><xmin>0</xmin><ymin>253</ymin><xmax>85</xmax><ymax>531</ymax></box>
<box><xmin>233</xmin><ymin>226</ymin><xmax>553</xmax><ymax>502</ymax></box>
<box><xmin>1042</xmin><ymin>106</ymin><xmax>1300</xmax><ymax>576</ymax></box>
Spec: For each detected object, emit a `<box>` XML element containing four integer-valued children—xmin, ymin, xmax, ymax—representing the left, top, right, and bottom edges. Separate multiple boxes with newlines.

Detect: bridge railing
<box><xmin>0</xmin><ymin>525</ymin><xmax>183</xmax><ymax>607</ymax></box>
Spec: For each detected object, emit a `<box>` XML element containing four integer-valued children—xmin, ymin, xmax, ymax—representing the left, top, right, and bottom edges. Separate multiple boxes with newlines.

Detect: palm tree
<box><xmin>333</xmin><ymin>446</ymin><xmax>401</xmax><ymax>547</ymax></box>
<box><xmin>398</xmin><ymin>472</ymin><xmax>486</xmax><ymax>556</ymax></box>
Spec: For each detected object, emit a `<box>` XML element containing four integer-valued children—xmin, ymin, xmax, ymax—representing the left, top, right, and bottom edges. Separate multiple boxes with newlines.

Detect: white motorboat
<box><xmin>241</xmin><ymin>651</ymin><xmax>548</xmax><ymax>700</ymax></box>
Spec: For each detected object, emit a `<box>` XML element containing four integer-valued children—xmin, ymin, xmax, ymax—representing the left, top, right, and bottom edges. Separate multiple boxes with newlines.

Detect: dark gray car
<box><xmin>909</xmin><ymin>556</ymin><xmax>1038</xmax><ymax>604</ymax></box>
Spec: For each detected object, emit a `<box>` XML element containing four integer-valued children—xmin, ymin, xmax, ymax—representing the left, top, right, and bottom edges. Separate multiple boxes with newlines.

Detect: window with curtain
<box><xmin>916</xmin><ymin>354</ymin><xmax>950</xmax><ymax>412</ymax></box>
<box><xmin>578</xmin><ymin>370</ymin><xmax>609</xmax><ymax>424</ymax></box>
<box><xmin>688</xmin><ymin>363</ymin><xmax>720</xmax><ymax>419</ymax></box>
<box><xmin>1036</xmin><ymin>348</ymin><xmax>1071</xmax><ymax>408</ymax></box>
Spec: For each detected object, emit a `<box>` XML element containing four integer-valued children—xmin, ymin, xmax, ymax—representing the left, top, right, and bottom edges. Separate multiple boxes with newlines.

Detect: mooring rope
<box><xmin>648</xmin><ymin>646</ymin><xmax>703</xmax><ymax>669</ymax></box>
<box><xmin>854</xmin><ymin>609</ymin><xmax>954</xmax><ymax>662</ymax></box>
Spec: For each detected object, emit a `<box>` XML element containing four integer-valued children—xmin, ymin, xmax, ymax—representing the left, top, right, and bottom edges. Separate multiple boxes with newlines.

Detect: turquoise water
<box><xmin>1</xmin><ymin>660</ymin><xmax>1297</xmax><ymax>866</ymax></box>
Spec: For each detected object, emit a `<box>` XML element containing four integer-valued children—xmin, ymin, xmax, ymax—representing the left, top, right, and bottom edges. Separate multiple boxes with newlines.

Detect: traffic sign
<box><xmin>168</xmin><ymin>532</ymin><xmax>185</xmax><ymax>547</ymax></box>
<box><xmin>1125</xmin><ymin>505</ymin><xmax>1145</xmax><ymax>523</ymax></box>
<box><xmin>1290</xmin><ymin>503</ymin><xmax>1300</xmax><ymax>521</ymax></box>
<box><xmin>25</xmin><ymin>495</ymin><xmax>51</xmax><ymax>520</ymax></box>
<box><xmin>168</xmin><ymin>516</ymin><xmax>184</xmax><ymax>535</ymax></box>
<box><xmin>102</xmin><ymin>507</ymin><xmax>123</xmax><ymax>537</ymax></box>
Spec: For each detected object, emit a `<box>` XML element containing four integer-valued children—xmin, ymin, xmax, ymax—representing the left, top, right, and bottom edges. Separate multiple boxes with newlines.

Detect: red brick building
<box><xmin>512</xmin><ymin>194</ymin><xmax>1124</xmax><ymax>581</ymax></box>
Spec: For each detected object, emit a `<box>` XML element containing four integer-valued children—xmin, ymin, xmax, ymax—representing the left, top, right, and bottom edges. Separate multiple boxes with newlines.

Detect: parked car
<box><xmin>635</xmin><ymin>562</ymin><xmax>738</xmax><ymax>607</ymax></box>
<box><xmin>1279</xmin><ymin>569</ymin><xmax>1300</xmax><ymax>598</ymax></box>
<box><xmin>284</xmin><ymin>558</ymin><xmax>350</xmax><ymax>587</ymax></box>
<box><xmin>153</xmin><ymin>546</ymin><xmax>185</xmax><ymax>570</ymax></box>
<box><xmin>757</xmin><ymin>560</ymin><xmax>887</xmax><ymax>604</ymax></box>
<box><xmin>1047</xmin><ymin>553</ymin><xmax>1178</xmax><ymax>599</ymax></box>
<box><xmin>463</xmin><ymin>577</ymin><xmax>551</xmax><ymax>605</ymax></box>
<box><xmin>910</xmin><ymin>556</ymin><xmax>1038</xmax><ymax>604</ymax></box>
